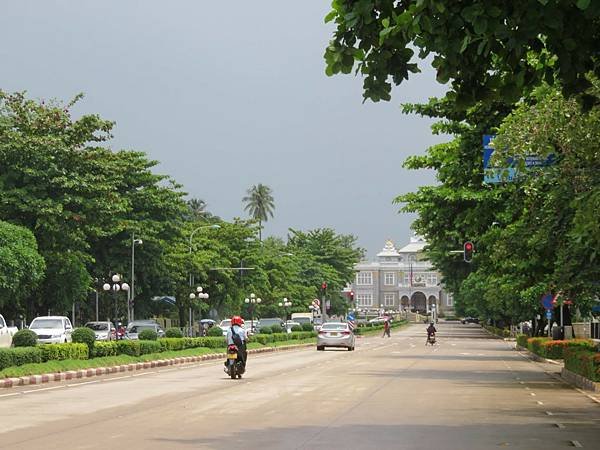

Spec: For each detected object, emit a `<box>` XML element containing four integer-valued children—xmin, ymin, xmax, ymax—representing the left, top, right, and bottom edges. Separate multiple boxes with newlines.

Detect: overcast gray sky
<box><xmin>0</xmin><ymin>1</ymin><xmax>448</xmax><ymax>257</ymax></box>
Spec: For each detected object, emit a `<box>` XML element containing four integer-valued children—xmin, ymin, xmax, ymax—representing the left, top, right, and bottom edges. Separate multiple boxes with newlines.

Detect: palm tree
<box><xmin>187</xmin><ymin>198</ymin><xmax>208</xmax><ymax>221</ymax></box>
<box><xmin>242</xmin><ymin>184</ymin><xmax>275</xmax><ymax>241</ymax></box>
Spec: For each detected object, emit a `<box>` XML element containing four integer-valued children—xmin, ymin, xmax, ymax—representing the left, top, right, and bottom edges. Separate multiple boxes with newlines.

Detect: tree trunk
<box><xmin>258</xmin><ymin>220</ymin><xmax>262</xmax><ymax>241</ymax></box>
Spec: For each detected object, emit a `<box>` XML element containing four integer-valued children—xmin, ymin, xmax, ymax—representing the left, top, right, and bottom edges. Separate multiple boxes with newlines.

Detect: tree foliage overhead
<box><xmin>325</xmin><ymin>0</ymin><xmax>600</xmax><ymax>106</ymax></box>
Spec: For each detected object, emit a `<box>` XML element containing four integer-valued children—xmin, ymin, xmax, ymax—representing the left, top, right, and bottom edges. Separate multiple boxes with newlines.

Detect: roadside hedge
<box><xmin>525</xmin><ymin>337</ymin><xmax>595</xmax><ymax>359</ymax></box>
<box><xmin>564</xmin><ymin>347</ymin><xmax>600</xmax><ymax>382</ymax></box>
<box><xmin>540</xmin><ymin>339</ymin><xmax>595</xmax><ymax>360</ymax></box>
<box><xmin>354</xmin><ymin>320</ymin><xmax>407</xmax><ymax>335</ymax></box>
<box><xmin>0</xmin><ymin>347</ymin><xmax>42</xmax><ymax>370</ymax></box>
<box><xmin>527</xmin><ymin>337</ymin><xmax>550</xmax><ymax>355</ymax></box>
<box><xmin>516</xmin><ymin>334</ymin><xmax>529</xmax><ymax>348</ymax></box>
<box><xmin>39</xmin><ymin>343</ymin><xmax>88</xmax><ymax>362</ymax></box>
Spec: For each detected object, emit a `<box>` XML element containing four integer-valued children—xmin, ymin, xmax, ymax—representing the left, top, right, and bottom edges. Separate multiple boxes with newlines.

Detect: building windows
<box><xmin>356</xmin><ymin>272</ymin><xmax>373</xmax><ymax>285</ymax></box>
<box><xmin>356</xmin><ymin>293</ymin><xmax>373</xmax><ymax>306</ymax></box>
<box><xmin>384</xmin><ymin>272</ymin><xmax>395</xmax><ymax>286</ymax></box>
<box><xmin>384</xmin><ymin>293</ymin><xmax>395</xmax><ymax>306</ymax></box>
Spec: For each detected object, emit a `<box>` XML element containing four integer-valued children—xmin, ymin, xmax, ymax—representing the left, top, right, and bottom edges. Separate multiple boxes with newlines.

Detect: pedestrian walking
<box><xmin>382</xmin><ymin>319</ymin><xmax>391</xmax><ymax>338</ymax></box>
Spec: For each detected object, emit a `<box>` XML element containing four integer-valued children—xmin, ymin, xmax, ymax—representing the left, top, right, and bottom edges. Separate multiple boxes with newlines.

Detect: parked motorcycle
<box><xmin>225</xmin><ymin>344</ymin><xmax>245</xmax><ymax>379</ymax></box>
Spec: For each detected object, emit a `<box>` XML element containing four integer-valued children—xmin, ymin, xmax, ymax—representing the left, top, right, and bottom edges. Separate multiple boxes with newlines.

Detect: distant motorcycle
<box><xmin>225</xmin><ymin>344</ymin><xmax>245</xmax><ymax>379</ymax></box>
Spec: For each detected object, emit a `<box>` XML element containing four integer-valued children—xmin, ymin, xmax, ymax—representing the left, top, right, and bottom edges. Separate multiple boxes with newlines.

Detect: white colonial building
<box><xmin>351</xmin><ymin>237</ymin><xmax>454</xmax><ymax>315</ymax></box>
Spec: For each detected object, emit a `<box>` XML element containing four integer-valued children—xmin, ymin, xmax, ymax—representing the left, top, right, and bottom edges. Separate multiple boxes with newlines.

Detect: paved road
<box><xmin>1</xmin><ymin>323</ymin><xmax>599</xmax><ymax>449</ymax></box>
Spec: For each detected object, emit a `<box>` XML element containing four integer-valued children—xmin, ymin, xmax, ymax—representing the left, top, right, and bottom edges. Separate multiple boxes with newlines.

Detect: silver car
<box><xmin>84</xmin><ymin>321</ymin><xmax>116</xmax><ymax>341</ymax></box>
<box><xmin>317</xmin><ymin>322</ymin><xmax>355</xmax><ymax>351</ymax></box>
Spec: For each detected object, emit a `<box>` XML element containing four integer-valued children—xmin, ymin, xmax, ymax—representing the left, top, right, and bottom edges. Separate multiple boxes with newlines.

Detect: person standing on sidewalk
<box><xmin>382</xmin><ymin>319</ymin><xmax>391</xmax><ymax>338</ymax></box>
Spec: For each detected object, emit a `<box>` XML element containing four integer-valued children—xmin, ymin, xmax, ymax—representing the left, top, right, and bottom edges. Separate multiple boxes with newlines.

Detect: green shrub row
<box><xmin>525</xmin><ymin>337</ymin><xmax>595</xmax><ymax>359</ymax></box>
<box><xmin>564</xmin><ymin>348</ymin><xmax>600</xmax><ymax>382</ymax></box>
<box><xmin>0</xmin><ymin>343</ymin><xmax>88</xmax><ymax>370</ymax></box>
<box><xmin>354</xmin><ymin>320</ymin><xmax>406</xmax><ymax>335</ymax></box>
<box><xmin>516</xmin><ymin>334</ymin><xmax>529</xmax><ymax>348</ymax></box>
<box><xmin>0</xmin><ymin>332</ymin><xmax>315</xmax><ymax>370</ymax></box>
<box><xmin>483</xmin><ymin>325</ymin><xmax>511</xmax><ymax>338</ymax></box>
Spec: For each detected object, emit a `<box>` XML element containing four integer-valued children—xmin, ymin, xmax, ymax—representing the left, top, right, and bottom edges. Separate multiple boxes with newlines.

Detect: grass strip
<box><xmin>0</xmin><ymin>339</ymin><xmax>316</xmax><ymax>378</ymax></box>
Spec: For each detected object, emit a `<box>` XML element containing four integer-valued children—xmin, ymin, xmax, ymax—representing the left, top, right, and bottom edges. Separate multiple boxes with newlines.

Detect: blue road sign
<box><xmin>541</xmin><ymin>293</ymin><xmax>554</xmax><ymax>310</ymax></box>
<box><xmin>483</xmin><ymin>134</ymin><xmax>555</xmax><ymax>184</ymax></box>
<box><xmin>347</xmin><ymin>313</ymin><xmax>355</xmax><ymax>321</ymax></box>
<box><xmin>546</xmin><ymin>310</ymin><xmax>553</xmax><ymax>320</ymax></box>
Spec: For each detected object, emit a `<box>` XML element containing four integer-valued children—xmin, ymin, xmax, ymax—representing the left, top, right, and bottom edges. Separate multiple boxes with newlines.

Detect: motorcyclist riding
<box><xmin>226</xmin><ymin>315</ymin><xmax>247</xmax><ymax>368</ymax></box>
<box><xmin>426</xmin><ymin>322</ymin><xmax>437</xmax><ymax>345</ymax></box>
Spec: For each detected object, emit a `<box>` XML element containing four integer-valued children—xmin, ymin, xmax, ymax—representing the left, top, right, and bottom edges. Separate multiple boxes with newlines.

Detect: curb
<box><xmin>1</xmin><ymin>342</ymin><xmax>313</xmax><ymax>389</ymax></box>
<box><xmin>561</xmin><ymin>367</ymin><xmax>600</xmax><ymax>393</ymax></box>
<box><xmin>514</xmin><ymin>344</ymin><xmax>561</xmax><ymax>365</ymax></box>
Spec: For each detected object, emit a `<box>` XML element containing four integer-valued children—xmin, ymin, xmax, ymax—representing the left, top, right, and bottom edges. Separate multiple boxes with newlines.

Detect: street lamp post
<box><xmin>189</xmin><ymin>286</ymin><xmax>209</xmax><ymax>337</ymax></box>
<box><xmin>244</xmin><ymin>293</ymin><xmax>262</xmax><ymax>332</ymax></box>
<box><xmin>130</xmin><ymin>233</ymin><xmax>143</xmax><ymax>323</ymax></box>
<box><xmin>103</xmin><ymin>274</ymin><xmax>129</xmax><ymax>340</ymax></box>
<box><xmin>278</xmin><ymin>297</ymin><xmax>292</xmax><ymax>322</ymax></box>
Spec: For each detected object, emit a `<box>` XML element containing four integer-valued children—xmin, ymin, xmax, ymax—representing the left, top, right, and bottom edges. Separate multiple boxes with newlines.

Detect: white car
<box><xmin>219</xmin><ymin>319</ymin><xmax>232</xmax><ymax>336</ymax></box>
<box><xmin>29</xmin><ymin>316</ymin><xmax>73</xmax><ymax>344</ymax></box>
<box><xmin>0</xmin><ymin>314</ymin><xmax>16</xmax><ymax>348</ymax></box>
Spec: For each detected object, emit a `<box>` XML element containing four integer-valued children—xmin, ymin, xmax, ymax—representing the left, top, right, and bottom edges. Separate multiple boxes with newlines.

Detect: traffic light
<box><xmin>321</xmin><ymin>282</ymin><xmax>327</xmax><ymax>291</ymax></box>
<box><xmin>349</xmin><ymin>291</ymin><xmax>354</xmax><ymax>302</ymax></box>
<box><xmin>463</xmin><ymin>241</ymin><xmax>474</xmax><ymax>263</ymax></box>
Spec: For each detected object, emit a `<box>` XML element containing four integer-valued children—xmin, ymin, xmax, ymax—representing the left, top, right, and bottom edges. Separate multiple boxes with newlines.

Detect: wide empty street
<box><xmin>1</xmin><ymin>323</ymin><xmax>599</xmax><ymax>449</ymax></box>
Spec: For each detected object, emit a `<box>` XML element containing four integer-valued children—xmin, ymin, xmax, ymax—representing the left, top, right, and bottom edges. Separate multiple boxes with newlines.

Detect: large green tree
<box><xmin>0</xmin><ymin>91</ymin><xmax>187</xmax><ymax>320</ymax></box>
<box><xmin>325</xmin><ymin>0</ymin><xmax>600</xmax><ymax>106</ymax></box>
<box><xmin>0</xmin><ymin>221</ymin><xmax>45</xmax><ymax>317</ymax></box>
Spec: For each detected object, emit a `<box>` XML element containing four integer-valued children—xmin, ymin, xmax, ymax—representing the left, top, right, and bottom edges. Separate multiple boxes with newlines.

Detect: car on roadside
<box><xmin>125</xmin><ymin>322</ymin><xmax>164</xmax><ymax>340</ymax></box>
<box><xmin>84</xmin><ymin>321</ymin><xmax>116</xmax><ymax>341</ymax></box>
<box><xmin>0</xmin><ymin>313</ymin><xmax>16</xmax><ymax>348</ymax></box>
<box><xmin>29</xmin><ymin>316</ymin><xmax>73</xmax><ymax>344</ymax></box>
<box><xmin>284</xmin><ymin>321</ymin><xmax>301</xmax><ymax>333</ymax></box>
<box><xmin>125</xmin><ymin>320</ymin><xmax>164</xmax><ymax>339</ymax></box>
<box><xmin>256</xmin><ymin>318</ymin><xmax>284</xmax><ymax>333</ymax></box>
<box><xmin>218</xmin><ymin>319</ymin><xmax>232</xmax><ymax>336</ymax></box>
<box><xmin>369</xmin><ymin>316</ymin><xmax>390</xmax><ymax>324</ymax></box>
<box><xmin>461</xmin><ymin>317</ymin><xmax>480</xmax><ymax>324</ymax></box>
<box><xmin>316</xmin><ymin>322</ymin><xmax>355</xmax><ymax>351</ymax></box>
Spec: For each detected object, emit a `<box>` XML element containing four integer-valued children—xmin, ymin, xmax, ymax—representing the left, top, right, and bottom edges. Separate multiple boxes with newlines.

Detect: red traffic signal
<box><xmin>463</xmin><ymin>241</ymin><xmax>474</xmax><ymax>263</ymax></box>
<box><xmin>321</xmin><ymin>282</ymin><xmax>327</xmax><ymax>290</ymax></box>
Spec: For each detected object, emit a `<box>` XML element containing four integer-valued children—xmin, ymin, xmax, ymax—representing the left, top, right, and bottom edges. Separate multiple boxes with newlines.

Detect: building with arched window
<box><xmin>351</xmin><ymin>237</ymin><xmax>454</xmax><ymax>315</ymax></box>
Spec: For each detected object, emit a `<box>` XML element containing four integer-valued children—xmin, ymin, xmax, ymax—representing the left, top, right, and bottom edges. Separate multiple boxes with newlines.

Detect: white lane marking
<box><xmin>132</xmin><ymin>371</ymin><xmax>156</xmax><ymax>377</ymax></box>
<box><xmin>67</xmin><ymin>380</ymin><xmax>100</xmax><ymax>387</ymax></box>
<box><xmin>571</xmin><ymin>440</ymin><xmax>583</xmax><ymax>448</ymax></box>
<box><xmin>546</xmin><ymin>411</ymin><xmax>554</xmax><ymax>416</ymax></box>
<box><xmin>530</xmin><ymin>393</ymin><xmax>536</xmax><ymax>396</ymax></box>
<box><xmin>537</xmin><ymin>401</ymin><xmax>544</xmax><ymax>405</ymax></box>
<box><xmin>519</xmin><ymin>381</ymin><xmax>525</xmax><ymax>385</ymax></box>
<box><xmin>22</xmin><ymin>385</ymin><xmax>65</xmax><ymax>394</ymax></box>
<box><xmin>525</xmin><ymin>387</ymin><xmax>531</xmax><ymax>390</ymax></box>
<box><xmin>555</xmin><ymin>423</ymin><xmax>565</xmax><ymax>429</ymax></box>
<box><xmin>0</xmin><ymin>392</ymin><xmax>22</xmax><ymax>398</ymax></box>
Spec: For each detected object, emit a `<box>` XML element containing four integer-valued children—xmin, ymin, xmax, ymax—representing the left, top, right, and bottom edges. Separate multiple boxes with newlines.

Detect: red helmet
<box><xmin>231</xmin><ymin>316</ymin><xmax>243</xmax><ymax>326</ymax></box>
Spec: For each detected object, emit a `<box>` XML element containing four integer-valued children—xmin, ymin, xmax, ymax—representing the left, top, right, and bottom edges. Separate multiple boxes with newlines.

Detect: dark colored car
<box><xmin>461</xmin><ymin>317</ymin><xmax>479</xmax><ymax>324</ymax></box>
